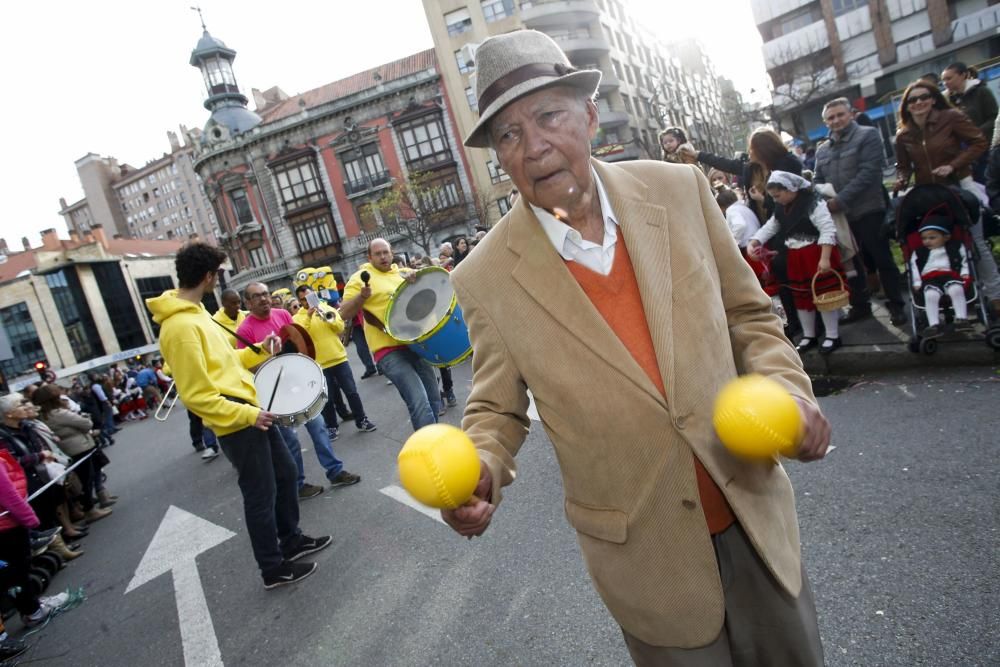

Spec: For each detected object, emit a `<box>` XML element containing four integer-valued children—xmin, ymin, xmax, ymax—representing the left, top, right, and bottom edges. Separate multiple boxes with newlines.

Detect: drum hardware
<box><xmin>384</xmin><ymin>266</ymin><xmax>472</xmax><ymax>368</ymax></box>
<box><xmin>154</xmin><ymin>382</ymin><xmax>180</xmax><ymax>422</ymax></box>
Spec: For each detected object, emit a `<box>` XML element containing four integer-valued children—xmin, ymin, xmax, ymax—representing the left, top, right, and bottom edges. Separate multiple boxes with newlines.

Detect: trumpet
<box><xmin>154</xmin><ymin>381</ymin><xmax>180</xmax><ymax>421</ymax></box>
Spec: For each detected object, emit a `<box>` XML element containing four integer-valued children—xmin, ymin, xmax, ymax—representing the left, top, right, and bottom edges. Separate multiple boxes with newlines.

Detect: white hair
<box><xmin>0</xmin><ymin>393</ymin><xmax>25</xmax><ymax>417</ymax></box>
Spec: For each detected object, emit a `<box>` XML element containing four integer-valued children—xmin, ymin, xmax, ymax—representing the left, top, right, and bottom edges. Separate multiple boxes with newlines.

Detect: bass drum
<box><xmin>384</xmin><ymin>267</ymin><xmax>472</xmax><ymax>368</ymax></box>
<box><xmin>253</xmin><ymin>354</ymin><xmax>327</xmax><ymax>427</ymax></box>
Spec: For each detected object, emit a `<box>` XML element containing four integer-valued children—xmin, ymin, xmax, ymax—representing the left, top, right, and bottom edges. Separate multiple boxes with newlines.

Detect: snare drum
<box><xmin>384</xmin><ymin>267</ymin><xmax>472</xmax><ymax>368</ymax></box>
<box><xmin>253</xmin><ymin>354</ymin><xmax>327</xmax><ymax>427</ymax></box>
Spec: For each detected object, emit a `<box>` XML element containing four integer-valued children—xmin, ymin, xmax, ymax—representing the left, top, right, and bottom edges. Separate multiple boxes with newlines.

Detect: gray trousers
<box><xmin>622</xmin><ymin>522</ymin><xmax>824</xmax><ymax>666</ymax></box>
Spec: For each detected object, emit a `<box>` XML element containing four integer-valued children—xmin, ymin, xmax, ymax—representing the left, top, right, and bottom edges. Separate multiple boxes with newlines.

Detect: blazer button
<box><xmin>675</xmin><ymin>416</ymin><xmax>687</xmax><ymax>429</ymax></box>
<box><xmin>682</xmin><ymin>499</ymin><xmax>697</xmax><ymax>510</ymax></box>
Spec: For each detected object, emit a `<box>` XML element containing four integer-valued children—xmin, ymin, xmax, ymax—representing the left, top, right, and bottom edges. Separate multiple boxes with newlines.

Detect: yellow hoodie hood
<box><xmin>147</xmin><ymin>290</ymin><xmax>267</xmax><ymax>435</ymax></box>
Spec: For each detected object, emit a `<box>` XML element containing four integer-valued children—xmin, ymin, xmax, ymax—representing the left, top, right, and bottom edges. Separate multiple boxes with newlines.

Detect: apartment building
<box><xmin>753</xmin><ymin>0</ymin><xmax>1000</xmax><ymax>153</ymax></box>
<box><xmin>421</xmin><ymin>0</ymin><xmax>737</xmax><ymax>209</ymax></box>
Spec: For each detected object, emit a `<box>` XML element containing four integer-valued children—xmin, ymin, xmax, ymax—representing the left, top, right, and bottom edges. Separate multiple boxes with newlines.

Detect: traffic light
<box><xmin>33</xmin><ymin>360</ymin><xmax>48</xmax><ymax>381</ymax></box>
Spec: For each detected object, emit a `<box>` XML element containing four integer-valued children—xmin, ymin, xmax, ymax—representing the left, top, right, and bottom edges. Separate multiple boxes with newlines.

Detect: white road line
<box><xmin>380</xmin><ymin>485</ymin><xmax>446</xmax><ymax>524</ymax></box>
<box><xmin>898</xmin><ymin>384</ymin><xmax>916</xmax><ymax>399</ymax></box>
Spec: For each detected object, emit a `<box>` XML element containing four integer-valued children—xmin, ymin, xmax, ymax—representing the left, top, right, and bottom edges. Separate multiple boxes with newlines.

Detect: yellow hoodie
<box><xmin>147</xmin><ymin>290</ymin><xmax>269</xmax><ymax>436</ymax></box>
<box><xmin>293</xmin><ymin>303</ymin><xmax>347</xmax><ymax>369</ymax></box>
<box><xmin>342</xmin><ymin>262</ymin><xmax>407</xmax><ymax>355</ymax></box>
<box><xmin>212</xmin><ymin>308</ymin><xmax>248</xmax><ymax>348</ymax></box>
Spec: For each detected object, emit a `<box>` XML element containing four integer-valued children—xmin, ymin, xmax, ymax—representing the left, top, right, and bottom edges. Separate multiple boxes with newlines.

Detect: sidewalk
<box><xmin>797</xmin><ymin>300</ymin><xmax>999</xmax><ymax>375</ymax></box>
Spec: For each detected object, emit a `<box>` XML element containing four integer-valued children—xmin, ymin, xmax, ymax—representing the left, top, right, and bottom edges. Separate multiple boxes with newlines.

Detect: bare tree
<box><xmin>766</xmin><ymin>44</ymin><xmax>842</xmax><ymax>138</ymax></box>
<box><xmin>371</xmin><ymin>170</ymin><xmax>471</xmax><ymax>255</ymax></box>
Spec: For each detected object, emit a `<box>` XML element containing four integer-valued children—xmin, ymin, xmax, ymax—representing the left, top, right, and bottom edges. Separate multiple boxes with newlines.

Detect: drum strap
<box><xmin>211</xmin><ymin>319</ymin><xmax>262</xmax><ymax>354</ymax></box>
<box><xmin>362</xmin><ymin>309</ymin><xmax>389</xmax><ymax>334</ymax></box>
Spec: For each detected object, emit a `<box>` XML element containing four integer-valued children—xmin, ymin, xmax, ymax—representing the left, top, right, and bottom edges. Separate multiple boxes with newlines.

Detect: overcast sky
<box><xmin>0</xmin><ymin>0</ymin><xmax>768</xmax><ymax>248</ymax></box>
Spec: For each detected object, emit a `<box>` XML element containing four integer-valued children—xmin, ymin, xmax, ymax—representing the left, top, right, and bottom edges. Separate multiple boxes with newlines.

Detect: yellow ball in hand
<box><xmin>398</xmin><ymin>424</ymin><xmax>481</xmax><ymax>509</ymax></box>
<box><xmin>713</xmin><ymin>374</ymin><xmax>802</xmax><ymax>459</ymax></box>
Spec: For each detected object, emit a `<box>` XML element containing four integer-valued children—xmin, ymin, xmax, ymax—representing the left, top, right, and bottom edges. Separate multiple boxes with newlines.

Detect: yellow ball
<box><xmin>713</xmin><ymin>374</ymin><xmax>802</xmax><ymax>459</ymax></box>
<box><xmin>398</xmin><ymin>424</ymin><xmax>481</xmax><ymax>509</ymax></box>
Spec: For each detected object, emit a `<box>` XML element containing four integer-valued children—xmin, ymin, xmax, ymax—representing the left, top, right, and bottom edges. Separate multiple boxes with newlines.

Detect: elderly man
<box><xmin>814</xmin><ymin>97</ymin><xmax>906</xmax><ymax>325</ymax></box>
<box><xmin>340</xmin><ymin>239</ymin><xmax>442</xmax><ymax>431</ymax></box>
<box><xmin>444</xmin><ymin>30</ymin><xmax>830</xmax><ymax>664</ymax></box>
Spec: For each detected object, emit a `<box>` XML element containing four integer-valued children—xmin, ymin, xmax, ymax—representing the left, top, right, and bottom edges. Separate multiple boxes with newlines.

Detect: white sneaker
<box><xmin>201</xmin><ymin>448</ymin><xmax>219</xmax><ymax>461</ymax></box>
<box><xmin>40</xmin><ymin>592</ymin><xmax>70</xmax><ymax>610</ymax></box>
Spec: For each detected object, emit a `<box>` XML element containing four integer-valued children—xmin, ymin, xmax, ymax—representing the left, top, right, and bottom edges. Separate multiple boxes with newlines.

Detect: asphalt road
<box><xmin>15</xmin><ymin>361</ymin><xmax>999</xmax><ymax>666</ymax></box>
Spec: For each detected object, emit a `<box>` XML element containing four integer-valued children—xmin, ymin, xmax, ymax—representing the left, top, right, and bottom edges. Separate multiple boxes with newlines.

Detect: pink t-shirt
<box><xmin>235</xmin><ymin>309</ymin><xmax>293</xmax><ymax>349</ymax></box>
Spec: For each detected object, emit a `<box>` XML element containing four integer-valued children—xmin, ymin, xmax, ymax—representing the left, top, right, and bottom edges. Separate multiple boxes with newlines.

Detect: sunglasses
<box><xmin>907</xmin><ymin>93</ymin><xmax>933</xmax><ymax>105</ymax></box>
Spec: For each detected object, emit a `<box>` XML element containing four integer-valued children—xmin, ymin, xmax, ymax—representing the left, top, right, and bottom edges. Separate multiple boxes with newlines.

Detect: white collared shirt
<box><xmin>531</xmin><ymin>168</ymin><xmax>619</xmax><ymax>275</ymax></box>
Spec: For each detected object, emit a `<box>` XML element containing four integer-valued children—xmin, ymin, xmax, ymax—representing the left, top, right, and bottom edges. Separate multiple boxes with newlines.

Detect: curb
<box><xmin>801</xmin><ymin>340</ymin><xmax>999</xmax><ymax>375</ymax></box>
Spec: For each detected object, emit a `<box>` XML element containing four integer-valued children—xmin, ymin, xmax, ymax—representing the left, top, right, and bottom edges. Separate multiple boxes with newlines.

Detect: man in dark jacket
<box><xmin>814</xmin><ymin>97</ymin><xmax>906</xmax><ymax>325</ymax></box>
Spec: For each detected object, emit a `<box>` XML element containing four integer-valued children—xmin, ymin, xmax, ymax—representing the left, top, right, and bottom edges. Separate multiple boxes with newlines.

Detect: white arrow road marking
<box><xmin>380</xmin><ymin>485</ymin><xmax>446</xmax><ymax>524</ymax></box>
<box><xmin>127</xmin><ymin>506</ymin><xmax>236</xmax><ymax>667</ymax></box>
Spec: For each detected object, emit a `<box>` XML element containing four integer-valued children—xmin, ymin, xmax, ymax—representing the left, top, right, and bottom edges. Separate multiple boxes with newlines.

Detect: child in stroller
<box><xmin>909</xmin><ymin>211</ymin><xmax>973</xmax><ymax>338</ymax></box>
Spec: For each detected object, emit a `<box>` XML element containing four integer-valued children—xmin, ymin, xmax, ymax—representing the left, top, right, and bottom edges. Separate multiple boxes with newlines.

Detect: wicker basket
<box><xmin>811</xmin><ymin>271</ymin><xmax>849</xmax><ymax>312</ymax></box>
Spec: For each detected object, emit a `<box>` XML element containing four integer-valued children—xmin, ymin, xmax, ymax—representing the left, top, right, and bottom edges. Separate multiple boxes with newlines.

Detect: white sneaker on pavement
<box><xmin>201</xmin><ymin>448</ymin><xmax>219</xmax><ymax>461</ymax></box>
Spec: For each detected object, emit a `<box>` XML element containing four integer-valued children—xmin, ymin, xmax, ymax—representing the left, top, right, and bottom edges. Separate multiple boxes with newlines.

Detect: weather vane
<box><xmin>190</xmin><ymin>5</ymin><xmax>207</xmax><ymax>31</ymax></box>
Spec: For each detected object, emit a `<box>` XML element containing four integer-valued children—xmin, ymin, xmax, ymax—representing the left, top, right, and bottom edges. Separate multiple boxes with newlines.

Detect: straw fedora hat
<box><xmin>463</xmin><ymin>30</ymin><xmax>601</xmax><ymax>149</ymax></box>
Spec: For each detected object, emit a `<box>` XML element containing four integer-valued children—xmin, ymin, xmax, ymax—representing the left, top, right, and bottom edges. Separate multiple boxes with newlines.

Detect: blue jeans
<box><xmin>352</xmin><ymin>324</ymin><xmax>377</xmax><ymax>374</ymax></box>
<box><xmin>278</xmin><ymin>413</ymin><xmax>343</xmax><ymax>485</ymax></box>
<box><xmin>323</xmin><ymin>362</ymin><xmax>367</xmax><ymax>427</ymax></box>
<box><xmin>217</xmin><ymin>425</ymin><xmax>301</xmax><ymax>576</ymax></box>
<box><xmin>377</xmin><ymin>348</ymin><xmax>441</xmax><ymax>430</ymax></box>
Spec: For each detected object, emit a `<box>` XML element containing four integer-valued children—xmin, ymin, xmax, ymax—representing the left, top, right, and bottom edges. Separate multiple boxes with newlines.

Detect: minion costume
<box><xmin>309</xmin><ymin>266</ymin><xmax>338</xmax><ymax>304</ymax></box>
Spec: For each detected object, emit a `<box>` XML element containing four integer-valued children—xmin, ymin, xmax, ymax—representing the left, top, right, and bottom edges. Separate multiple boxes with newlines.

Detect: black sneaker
<box><xmin>357</xmin><ymin>418</ymin><xmax>377</xmax><ymax>432</ymax></box>
<box><xmin>361</xmin><ymin>370</ymin><xmax>377</xmax><ymax>379</ymax></box>
<box><xmin>0</xmin><ymin>636</ymin><xmax>29</xmax><ymax>660</ymax></box>
<box><xmin>329</xmin><ymin>470</ymin><xmax>361</xmax><ymax>487</ymax></box>
<box><xmin>285</xmin><ymin>535</ymin><xmax>333</xmax><ymax>562</ymax></box>
<box><xmin>263</xmin><ymin>561</ymin><xmax>318</xmax><ymax>590</ymax></box>
<box><xmin>327</xmin><ymin>427</ymin><xmax>339</xmax><ymax>441</ymax></box>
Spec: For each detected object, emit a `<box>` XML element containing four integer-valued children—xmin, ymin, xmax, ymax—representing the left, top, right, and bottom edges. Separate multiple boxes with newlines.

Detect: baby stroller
<box><xmin>895</xmin><ymin>184</ymin><xmax>1000</xmax><ymax>354</ymax></box>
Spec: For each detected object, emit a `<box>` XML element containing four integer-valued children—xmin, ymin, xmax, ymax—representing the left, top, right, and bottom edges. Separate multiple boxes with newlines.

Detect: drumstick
<box><xmin>267</xmin><ymin>366</ymin><xmax>284</xmax><ymax>412</ymax></box>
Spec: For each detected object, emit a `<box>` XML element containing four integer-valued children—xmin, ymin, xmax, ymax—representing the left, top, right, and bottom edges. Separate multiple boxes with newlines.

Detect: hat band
<box><xmin>478</xmin><ymin>62</ymin><xmax>579</xmax><ymax>118</ymax></box>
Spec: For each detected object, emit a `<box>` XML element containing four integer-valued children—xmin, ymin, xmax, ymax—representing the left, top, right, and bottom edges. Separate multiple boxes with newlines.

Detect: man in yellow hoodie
<box><xmin>341</xmin><ymin>238</ymin><xmax>442</xmax><ymax>431</ymax></box>
<box><xmin>147</xmin><ymin>243</ymin><xmax>331</xmax><ymax>590</ymax></box>
<box><xmin>211</xmin><ymin>289</ymin><xmax>248</xmax><ymax>347</ymax></box>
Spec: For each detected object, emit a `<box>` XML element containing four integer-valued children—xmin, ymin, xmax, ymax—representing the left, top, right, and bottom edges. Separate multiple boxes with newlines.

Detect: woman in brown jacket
<box><xmin>893</xmin><ymin>80</ymin><xmax>987</xmax><ymax>190</ymax></box>
<box><xmin>893</xmin><ymin>79</ymin><xmax>1000</xmax><ymax>313</ymax></box>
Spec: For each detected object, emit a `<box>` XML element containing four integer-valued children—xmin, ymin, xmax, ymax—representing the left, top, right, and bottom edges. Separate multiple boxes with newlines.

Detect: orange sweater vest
<box><xmin>565</xmin><ymin>231</ymin><xmax>735</xmax><ymax>534</ymax></box>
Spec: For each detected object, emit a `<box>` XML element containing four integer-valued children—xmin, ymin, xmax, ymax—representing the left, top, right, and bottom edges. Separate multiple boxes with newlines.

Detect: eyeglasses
<box><xmin>907</xmin><ymin>94</ymin><xmax>933</xmax><ymax>105</ymax></box>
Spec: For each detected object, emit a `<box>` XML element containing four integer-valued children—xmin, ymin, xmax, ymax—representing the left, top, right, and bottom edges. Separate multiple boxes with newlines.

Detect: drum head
<box><xmin>385</xmin><ymin>268</ymin><xmax>455</xmax><ymax>342</ymax></box>
<box><xmin>254</xmin><ymin>354</ymin><xmax>325</xmax><ymax>416</ymax></box>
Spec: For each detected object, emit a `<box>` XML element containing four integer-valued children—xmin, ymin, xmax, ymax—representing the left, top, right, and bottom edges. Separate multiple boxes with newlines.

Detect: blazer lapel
<box><xmin>595</xmin><ymin>160</ymin><xmax>676</xmax><ymax>406</ymax></box>
<box><xmin>507</xmin><ymin>168</ymin><xmax>667</xmax><ymax>408</ymax></box>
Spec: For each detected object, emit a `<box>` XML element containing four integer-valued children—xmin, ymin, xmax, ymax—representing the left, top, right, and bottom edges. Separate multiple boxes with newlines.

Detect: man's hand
<box><xmin>359</xmin><ymin>284</ymin><xmax>372</xmax><ymax>300</ymax></box>
<box><xmin>254</xmin><ymin>409</ymin><xmax>277</xmax><ymax>431</ymax></box>
<box><xmin>402</xmin><ymin>270</ymin><xmax>418</xmax><ymax>284</ymax></box>
<box><xmin>441</xmin><ymin>462</ymin><xmax>495</xmax><ymax>538</ymax></box>
<box><xmin>258</xmin><ymin>333</ymin><xmax>281</xmax><ymax>356</ymax></box>
<box><xmin>827</xmin><ymin>198</ymin><xmax>843</xmax><ymax>214</ymax></box>
<box><xmin>792</xmin><ymin>397</ymin><xmax>830</xmax><ymax>462</ymax></box>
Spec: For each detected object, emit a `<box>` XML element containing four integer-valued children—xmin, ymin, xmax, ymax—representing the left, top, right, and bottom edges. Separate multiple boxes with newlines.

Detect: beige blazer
<box><xmin>450</xmin><ymin>159</ymin><xmax>817</xmax><ymax>648</ymax></box>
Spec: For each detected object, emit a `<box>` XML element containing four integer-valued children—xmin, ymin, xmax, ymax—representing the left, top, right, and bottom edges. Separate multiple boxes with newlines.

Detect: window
<box><xmin>290</xmin><ymin>208</ymin><xmax>337</xmax><ymax>255</ymax></box>
<box><xmin>455</xmin><ymin>49</ymin><xmax>473</xmax><ymax>74</ymax></box>
<box><xmin>135</xmin><ymin>276</ymin><xmax>174</xmax><ymax>338</ymax></box>
<box><xmin>622</xmin><ymin>95</ymin><xmax>633</xmax><ymax>113</ymax></box>
<box><xmin>45</xmin><ymin>268</ymin><xmax>104</xmax><ymax>363</ymax></box>
<box><xmin>229</xmin><ymin>188</ymin><xmax>255</xmax><ymax>225</ymax></box>
<box><xmin>611</xmin><ymin>59</ymin><xmax>622</xmax><ymax>79</ymax></box>
<box><xmin>481</xmin><ymin>0</ymin><xmax>514</xmax><ymax>23</ymax></box>
<box><xmin>248</xmin><ymin>246</ymin><xmax>269</xmax><ymax>268</ymax></box>
<box><xmin>487</xmin><ymin>160</ymin><xmax>509</xmax><ymax>184</ymax></box>
<box><xmin>0</xmin><ymin>303</ymin><xmax>45</xmax><ymax>379</ymax></box>
<box><xmin>831</xmin><ymin>0</ymin><xmax>867</xmax><ymax>16</ymax></box>
<box><xmin>465</xmin><ymin>87</ymin><xmax>478</xmax><ymax>112</ymax></box>
<box><xmin>396</xmin><ymin>114</ymin><xmax>452</xmax><ymax>170</ymax></box>
<box><xmin>445</xmin><ymin>8</ymin><xmax>472</xmax><ymax>36</ymax></box>
<box><xmin>497</xmin><ymin>196</ymin><xmax>511</xmax><ymax>215</ymax></box>
<box><xmin>342</xmin><ymin>144</ymin><xmax>389</xmax><ymax>195</ymax></box>
<box><xmin>91</xmin><ymin>263</ymin><xmax>146</xmax><ymax>351</ymax></box>
<box><xmin>273</xmin><ymin>156</ymin><xmax>325</xmax><ymax>210</ymax></box>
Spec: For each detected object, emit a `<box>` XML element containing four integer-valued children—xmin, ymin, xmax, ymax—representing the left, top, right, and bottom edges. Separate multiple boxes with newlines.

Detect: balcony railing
<box><xmin>520</xmin><ymin>0</ymin><xmax>599</xmax><ymax>26</ymax></box>
<box><xmin>344</xmin><ymin>171</ymin><xmax>392</xmax><ymax>196</ymax></box>
<box><xmin>230</xmin><ymin>257</ymin><xmax>292</xmax><ymax>288</ymax></box>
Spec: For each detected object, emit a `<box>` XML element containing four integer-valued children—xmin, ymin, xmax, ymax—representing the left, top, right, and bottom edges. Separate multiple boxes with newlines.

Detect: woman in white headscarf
<box><xmin>747</xmin><ymin>171</ymin><xmax>847</xmax><ymax>355</ymax></box>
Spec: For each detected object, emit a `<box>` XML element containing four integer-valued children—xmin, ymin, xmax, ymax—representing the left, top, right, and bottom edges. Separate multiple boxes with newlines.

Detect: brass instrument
<box><xmin>154</xmin><ymin>382</ymin><xmax>180</xmax><ymax>421</ymax></box>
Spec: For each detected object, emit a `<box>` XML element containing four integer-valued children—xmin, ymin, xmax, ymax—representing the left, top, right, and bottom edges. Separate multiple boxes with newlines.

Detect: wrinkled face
<box><xmin>767</xmin><ymin>187</ymin><xmax>797</xmax><ymax>206</ymax></box>
<box><xmin>490</xmin><ymin>86</ymin><xmax>598</xmax><ymax>213</ymax></box>
<box><xmin>941</xmin><ymin>69</ymin><xmax>964</xmax><ymax>94</ymax></box>
<box><xmin>2</xmin><ymin>396</ymin><xmax>29</xmax><ymax>424</ymax></box>
<box><xmin>823</xmin><ymin>104</ymin><xmax>852</xmax><ymax>133</ymax></box>
<box><xmin>661</xmin><ymin>134</ymin><xmax>680</xmax><ymax>154</ymax></box>
<box><xmin>245</xmin><ymin>284</ymin><xmax>272</xmax><ymax>318</ymax></box>
<box><xmin>368</xmin><ymin>240</ymin><xmax>393</xmax><ymax>272</ymax></box>
<box><xmin>920</xmin><ymin>229</ymin><xmax>948</xmax><ymax>249</ymax></box>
